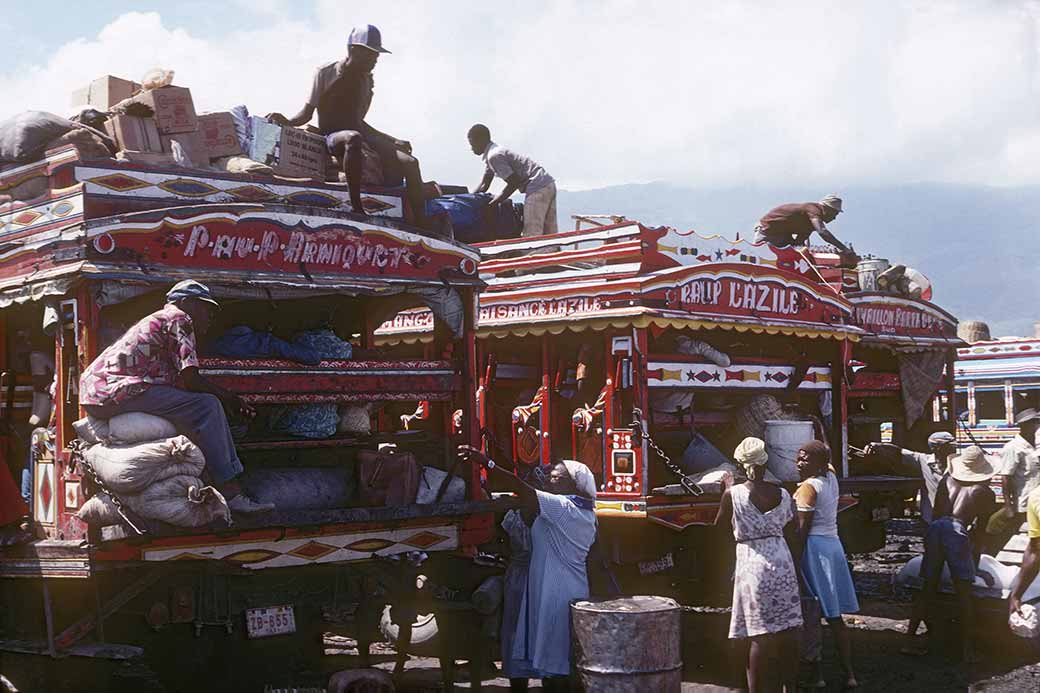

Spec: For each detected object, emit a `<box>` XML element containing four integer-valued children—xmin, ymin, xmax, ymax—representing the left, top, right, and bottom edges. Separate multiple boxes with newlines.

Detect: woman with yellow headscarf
<box><xmin>715</xmin><ymin>437</ymin><xmax>803</xmax><ymax>692</ymax></box>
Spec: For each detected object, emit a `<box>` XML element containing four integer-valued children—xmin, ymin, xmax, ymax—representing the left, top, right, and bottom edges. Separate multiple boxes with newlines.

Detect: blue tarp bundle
<box><xmin>426</xmin><ymin>193</ymin><xmax>523</xmax><ymax>243</ymax></box>
<box><xmin>211</xmin><ymin>326</ymin><xmax>322</xmax><ymax>365</ymax></box>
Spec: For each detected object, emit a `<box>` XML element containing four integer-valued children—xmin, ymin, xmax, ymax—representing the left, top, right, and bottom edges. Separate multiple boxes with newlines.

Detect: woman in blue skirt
<box><xmin>795</xmin><ymin>440</ymin><xmax>860</xmax><ymax>689</ymax></box>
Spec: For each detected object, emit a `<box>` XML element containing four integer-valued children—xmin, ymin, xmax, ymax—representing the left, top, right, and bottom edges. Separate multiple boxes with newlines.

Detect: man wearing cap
<box><xmin>902</xmin><ymin>446</ymin><xmax>996</xmax><ymax>661</ymax></box>
<box><xmin>753</xmin><ymin>196</ymin><xmax>855</xmax><ymax>258</ymax></box>
<box><xmin>993</xmin><ymin>409</ymin><xmax>1040</xmax><ymax>551</ymax></box>
<box><xmin>79</xmin><ymin>281</ymin><xmax>274</xmax><ymax>515</ymax></box>
<box><xmin>467</xmin><ymin>124</ymin><xmax>557</xmax><ymax>237</ymax></box>
<box><xmin>866</xmin><ymin>431</ymin><xmax>957</xmax><ymax>523</ymax></box>
<box><xmin>266</xmin><ymin>25</ymin><xmax>427</xmax><ymax>229</ymax></box>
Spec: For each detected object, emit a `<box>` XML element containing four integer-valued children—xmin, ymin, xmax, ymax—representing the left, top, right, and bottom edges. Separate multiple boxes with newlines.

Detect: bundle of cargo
<box><xmin>0</xmin><ymin>110</ymin><xmax>117</xmax><ymax>185</ymax></box>
<box><xmin>67</xmin><ymin>68</ymin><xmax>327</xmax><ymax>180</ymax></box>
<box><xmin>73</xmin><ymin>412</ymin><xmax>231</xmax><ymax>528</ymax></box>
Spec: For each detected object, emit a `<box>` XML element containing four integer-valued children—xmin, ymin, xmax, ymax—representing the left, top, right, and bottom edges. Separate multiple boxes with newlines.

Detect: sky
<box><xmin>3</xmin><ymin>0</ymin><xmax>1040</xmax><ymax>191</ymax></box>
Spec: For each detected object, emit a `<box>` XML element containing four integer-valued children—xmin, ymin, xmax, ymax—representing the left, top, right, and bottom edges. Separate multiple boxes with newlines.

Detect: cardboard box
<box><xmin>105</xmin><ymin>115</ymin><xmax>162</xmax><ymax>153</ymax></box>
<box><xmin>133</xmin><ymin>86</ymin><xmax>198</xmax><ymax>135</ymax></box>
<box><xmin>249</xmin><ymin>117</ymin><xmax>327</xmax><ymax>179</ymax></box>
<box><xmin>116</xmin><ymin>151</ymin><xmax>178</xmax><ymax>167</ymax></box>
<box><xmin>197</xmin><ymin>112</ymin><xmax>241</xmax><ymax>158</ymax></box>
<box><xmin>70</xmin><ymin>75</ymin><xmax>141</xmax><ymax>110</ymax></box>
<box><xmin>161</xmin><ymin>131</ymin><xmax>210</xmax><ymax>168</ymax></box>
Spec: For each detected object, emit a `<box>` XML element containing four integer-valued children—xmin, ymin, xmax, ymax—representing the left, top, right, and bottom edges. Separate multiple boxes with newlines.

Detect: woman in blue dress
<box><xmin>458</xmin><ymin>446</ymin><xmax>597</xmax><ymax>692</ymax></box>
<box><xmin>794</xmin><ymin>440</ymin><xmax>860</xmax><ymax>689</ymax></box>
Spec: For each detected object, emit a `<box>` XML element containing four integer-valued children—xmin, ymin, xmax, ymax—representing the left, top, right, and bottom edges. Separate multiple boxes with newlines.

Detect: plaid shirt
<box><xmin>79</xmin><ymin>304</ymin><xmax>200</xmax><ymax>406</ymax></box>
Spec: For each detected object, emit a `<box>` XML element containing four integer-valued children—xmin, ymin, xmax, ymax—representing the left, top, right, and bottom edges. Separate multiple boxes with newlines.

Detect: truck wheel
<box><xmin>379</xmin><ymin>604</ymin><xmax>439</xmax><ymax>647</ymax></box>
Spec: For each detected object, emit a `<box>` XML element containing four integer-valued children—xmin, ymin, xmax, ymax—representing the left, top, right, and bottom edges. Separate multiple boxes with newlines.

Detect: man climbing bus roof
<box><xmin>754</xmin><ymin>195</ymin><xmax>853</xmax><ymax>257</ymax></box>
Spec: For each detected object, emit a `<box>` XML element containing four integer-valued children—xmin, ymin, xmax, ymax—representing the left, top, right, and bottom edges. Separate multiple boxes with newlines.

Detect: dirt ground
<box><xmin>365</xmin><ymin>518</ymin><xmax>1040</xmax><ymax>693</ymax></box>
<box><xmin>4</xmin><ymin>518</ymin><xmax>1039</xmax><ymax>692</ymax></box>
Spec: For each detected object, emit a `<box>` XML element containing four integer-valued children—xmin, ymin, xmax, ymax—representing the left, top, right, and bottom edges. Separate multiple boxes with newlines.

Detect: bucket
<box><xmin>764</xmin><ymin>420</ymin><xmax>815</xmax><ymax>482</ymax></box>
<box><xmin>856</xmin><ymin>257</ymin><xmax>890</xmax><ymax>292</ymax></box>
<box><xmin>571</xmin><ymin>595</ymin><xmax>682</xmax><ymax>693</ymax></box>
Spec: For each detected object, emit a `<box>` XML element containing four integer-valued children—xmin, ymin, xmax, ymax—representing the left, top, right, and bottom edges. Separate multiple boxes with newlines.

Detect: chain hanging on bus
<box><xmin>629</xmin><ymin>408</ymin><xmax>704</xmax><ymax>497</ymax></box>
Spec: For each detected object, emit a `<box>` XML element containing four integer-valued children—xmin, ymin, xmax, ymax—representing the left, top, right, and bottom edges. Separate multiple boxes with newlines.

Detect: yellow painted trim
<box><xmin>479</xmin><ymin>315</ymin><xmax>860</xmax><ymax>342</ymax></box>
<box><xmin>374</xmin><ymin>333</ymin><xmax>436</xmax><ymax>346</ymax></box>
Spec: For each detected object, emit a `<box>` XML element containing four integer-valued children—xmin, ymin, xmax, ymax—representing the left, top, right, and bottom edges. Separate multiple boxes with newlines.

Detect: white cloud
<box><xmin>2</xmin><ymin>2</ymin><xmax>1039</xmax><ymax>189</ymax></box>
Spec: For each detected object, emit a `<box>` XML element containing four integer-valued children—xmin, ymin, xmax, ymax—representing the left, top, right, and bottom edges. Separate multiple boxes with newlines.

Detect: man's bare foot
<box><xmin>350</xmin><ymin>197</ymin><xmax>365</xmax><ymax>215</ymax></box>
<box><xmin>845</xmin><ymin>674</ymin><xmax>860</xmax><ymax>689</ymax></box>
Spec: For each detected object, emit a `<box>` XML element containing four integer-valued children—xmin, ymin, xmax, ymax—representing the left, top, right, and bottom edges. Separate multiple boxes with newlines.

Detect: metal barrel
<box><xmin>571</xmin><ymin>595</ymin><xmax>682</xmax><ymax>693</ymax></box>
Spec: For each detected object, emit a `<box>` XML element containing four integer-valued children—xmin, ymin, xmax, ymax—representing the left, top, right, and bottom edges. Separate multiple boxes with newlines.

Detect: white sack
<box><xmin>123</xmin><ymin>475</ymin><xmax>230</xmax><ymax>527</ymax></box>
<box><xmin>76</xmin><ymin>493</ymin><xmax>122</xmax><ymax>526</ymax></box>
<box><xmin>73</xmin><ymin>415</ymin><xmax>110</xmax><ymax>445</ymax></box>
<box><xmin>416</xmin><ymin>466</ymin><xmax>466</xmax><ymax>504</ymax></box>
<box><xmin>107</xmin><ymin>412</ymin><xmax>178</xmax><ymax>445</ymax></box>
<box><xmin>85</xmin><ymin>435</ymin><xmax>205</xmax><ymax>494</ymax></box>
<box><xmin>1010</xmin><ymin>603</ymin><xmax>1039</xmax><ymax>639</ymax></box>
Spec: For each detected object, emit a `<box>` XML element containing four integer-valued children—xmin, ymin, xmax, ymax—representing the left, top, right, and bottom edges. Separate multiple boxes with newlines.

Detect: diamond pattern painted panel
<box><xmin>142</xmin><ymin>525</ymin><xmax>458</xmax><ymax>570</ymax></box>
<box><xmin>77</xmin><ymin>165</ymin><xmax>404</xmax><ymax>219</ymax></box>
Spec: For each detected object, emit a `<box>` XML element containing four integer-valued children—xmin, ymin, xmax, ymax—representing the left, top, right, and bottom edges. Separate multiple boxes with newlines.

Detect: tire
<box><xmin>378</xmin><ymin>604</ymin><xmax>439</xmax><ymax>647</ymax></box>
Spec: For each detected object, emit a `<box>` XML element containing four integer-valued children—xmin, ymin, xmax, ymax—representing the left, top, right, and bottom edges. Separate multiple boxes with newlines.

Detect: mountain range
<box><xmin>556</xmin><ymin>183</ymin><xmax>1039</xmax><ymax>338</ymax></box>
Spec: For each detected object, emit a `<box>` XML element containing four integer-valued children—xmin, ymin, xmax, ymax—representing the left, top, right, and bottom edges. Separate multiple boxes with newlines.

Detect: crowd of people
<box><xmin>710</xmin><ymin>418</ymin><xmax>1040</xmax><ymax>692</ymax></box>
<box><xmin>717</xmin><ymin>437</ymin><xmax>860</xmax><ymax>691</ymax></box>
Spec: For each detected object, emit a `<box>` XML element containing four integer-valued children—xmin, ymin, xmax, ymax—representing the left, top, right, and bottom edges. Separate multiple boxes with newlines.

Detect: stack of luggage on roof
<box><xmin>1</xmin><ymin>44</ymin><xmax>527</xmax><ymax>240</ymax></box>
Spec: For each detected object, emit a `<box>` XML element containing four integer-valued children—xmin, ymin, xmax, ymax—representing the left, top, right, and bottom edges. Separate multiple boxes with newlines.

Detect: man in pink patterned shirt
<box><xmin>80</xmin><ymin>281</ymin><xmax>274</xmax><ymax>515</ymax></box>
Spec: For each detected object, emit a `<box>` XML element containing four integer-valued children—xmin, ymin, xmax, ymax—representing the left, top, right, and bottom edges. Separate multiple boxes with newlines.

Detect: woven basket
<box><xmin>957</xmin><ymin>320</ymin><xmax>991</xmax><ymax>344</ymax></box>
<box><xmin>732</xmin><ymin>394</ymin><xmax>789</xmax><ymax>440</ymax></box>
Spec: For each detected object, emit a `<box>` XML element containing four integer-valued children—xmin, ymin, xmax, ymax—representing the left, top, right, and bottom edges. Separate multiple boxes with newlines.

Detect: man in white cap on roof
<box><xmin>79</xmin><ymin>281</ymin><xmax>274</xmax><ymax>515</ymax></box>
<box><xmin>866</xmin><ymin>431</ymin><xmax>957</xmax><ymax>523</ymax></box>
<box><xmin>902</xmin><ymin>446</ymin><xmax>996</xmax><ymax>661</ymax></box>
<box><xmin>753</xmin><ymin>195</ymin><xmax>855</xmax><ymax>259</ymax></box>
<box><xmin>267</xmin><ymin>25</ymin><xmax>428</xmax><ymax>229</ymax></box>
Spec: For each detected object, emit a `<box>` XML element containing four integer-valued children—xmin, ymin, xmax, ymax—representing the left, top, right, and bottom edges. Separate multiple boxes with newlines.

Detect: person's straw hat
<box><xmin>1015</xmin><ymin>408</ymin><xmax>1040</xmax><ymax>425</ymax></box>
<box><xmin>819</xmin><ymin>194</ymin><xmax>843</xmax><ymax>213</ymax></box>
<box><xmin>950</xmin><ymin>445</ymin><xmax>995</xmax><ymax>483</ymax></box>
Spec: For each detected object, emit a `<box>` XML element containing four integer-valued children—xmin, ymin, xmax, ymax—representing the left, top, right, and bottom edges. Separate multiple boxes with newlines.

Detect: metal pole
<box><xmin>834</xmin><ymin>340</ymin><xmax>850</xmax><ymax>477</ymax></box>
<box><xmin>93</xmin><ymin>576</ymin><xmax>105</xmax><ymax>642</ymax></box>
<box><xmin>42</xmin><ymin>580</ymin><xmax>56</xmax><ymax>658</ymax></box>
<box><xmin>944</xmin><ymin>350</ymin><xmax>957</xmax><ymax>432</ymax></box>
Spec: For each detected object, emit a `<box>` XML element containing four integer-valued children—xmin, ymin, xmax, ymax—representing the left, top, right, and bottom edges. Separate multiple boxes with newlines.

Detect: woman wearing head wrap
<box><xmin>458</xmin><ymin>446</ymin><xmax>596</xmax><ymax>693</ymax></box>
<box><xmin>715</xmin><ymin>437</ymin><xmax>802</xmax><ymax>692</ymax></box>
<box><xmin>794</xmin><ymin>440</ymin><xmax>859</xmax><ymax>689</ymax></box>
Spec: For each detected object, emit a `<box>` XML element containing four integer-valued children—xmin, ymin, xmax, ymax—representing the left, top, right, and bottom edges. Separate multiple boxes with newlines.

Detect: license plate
<box><xmin>246</xmin><ymin>605</ymin><xmax>296</xmax><ymax>639</ymax></box>
<box><xmin>638</xmin><ymin>552</ymin><xmax>674</xmax><ymax>576</ymax></box>
<box><xmin>872</xmin><ymin>507</ymin><xmax>891</xmax><ymax>522</ymax></box>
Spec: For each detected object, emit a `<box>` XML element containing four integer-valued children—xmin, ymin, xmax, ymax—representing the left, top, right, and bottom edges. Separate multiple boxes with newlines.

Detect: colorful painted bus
<box><xmin>0</xmin><ymin>144</ymin><xmax>506</xmax><ymax>689</ymax></box>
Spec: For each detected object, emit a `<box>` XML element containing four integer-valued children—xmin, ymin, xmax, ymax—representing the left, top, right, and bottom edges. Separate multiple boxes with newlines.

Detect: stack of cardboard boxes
<box><xmin>71</xmin><ymin>74</ymin><xmax>326</xmax><ymax>179</ymax></box>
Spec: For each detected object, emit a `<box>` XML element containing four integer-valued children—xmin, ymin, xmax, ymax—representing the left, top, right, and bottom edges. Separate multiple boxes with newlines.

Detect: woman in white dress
<box><xmin>459</xmin><ymin>446</ymin><xmax>597</xmax><ymax>693</ymax></box>
<box><xmin>715</xmin><ymin>437</ymin><xmax>803</xmax><ymax>692</ymax></box>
